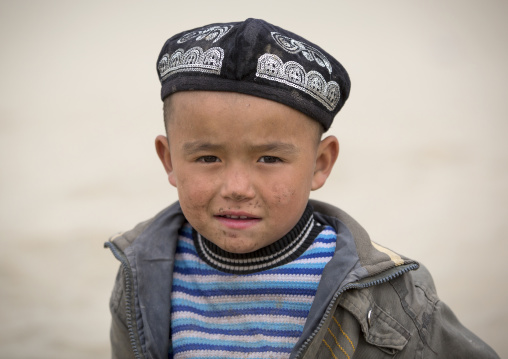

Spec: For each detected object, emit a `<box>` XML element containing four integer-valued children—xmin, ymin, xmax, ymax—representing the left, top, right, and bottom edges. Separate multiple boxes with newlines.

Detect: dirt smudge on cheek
<box><xmin>272</xmin><ymin>184</ymin><xmax>296</xmax><ymax>204</ymax></box>
<box><xmin>249</xmin><ymin>201</ymin><xmax>261</xmax><ymax>209</ymax></box>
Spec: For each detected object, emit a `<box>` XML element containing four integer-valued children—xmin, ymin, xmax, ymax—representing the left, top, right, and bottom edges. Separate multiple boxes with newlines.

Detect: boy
<box><xmin>105</xmin><ymin>18</ymin><xmax>499</xmax><ymax>358</ymax></box>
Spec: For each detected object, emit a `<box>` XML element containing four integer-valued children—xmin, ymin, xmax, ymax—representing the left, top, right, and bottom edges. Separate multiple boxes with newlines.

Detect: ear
<box><xmin>311</xmin><ymin>135</ymin><xmax>339</xmax><ymax>191</ymax></box>
<box><xmin>155</xmin><ymin>135</ymin><xmax>177</xmax><ymax>187</ymax></box>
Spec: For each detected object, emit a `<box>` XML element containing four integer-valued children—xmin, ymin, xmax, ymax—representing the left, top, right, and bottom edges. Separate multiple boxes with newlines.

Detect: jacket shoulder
<box><xmin>310</xmin><ymin>199</ymin><xmax>417</xmax><ymax>274</ymax></box>
<box><xmin>107</xmin><ymin>201</ymin><xmax>183</xmax><ymax>253</ymax></box>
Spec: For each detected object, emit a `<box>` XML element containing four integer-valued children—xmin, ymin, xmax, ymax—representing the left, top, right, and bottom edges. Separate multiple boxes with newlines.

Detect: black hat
<box><xmin>156</xmin><ymin>18</ymin><xmax>350</xmax><ymax>131</ymax></box>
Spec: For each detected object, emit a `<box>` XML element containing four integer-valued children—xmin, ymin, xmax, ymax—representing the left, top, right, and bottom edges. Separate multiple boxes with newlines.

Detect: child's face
<box><xmin>156</xmin><ymin>91</ymin><xmax>338</xmax><ymax>254</ymax></box>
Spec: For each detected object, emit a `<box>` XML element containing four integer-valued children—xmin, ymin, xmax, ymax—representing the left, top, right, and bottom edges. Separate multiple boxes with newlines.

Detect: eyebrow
<box><xmin>181</xmin><ymin>141</ymin><xmax>299</xmax><ymax>155</ymax></box>
<box><xmin>182</xmin><ymin>141</ymin><xmax>222</xmax><ymax>154</ymax></box>
<box><xmin>248</xmin><ymin>142</ymin><xmax>299</xmax><ymax>154</ymax></box>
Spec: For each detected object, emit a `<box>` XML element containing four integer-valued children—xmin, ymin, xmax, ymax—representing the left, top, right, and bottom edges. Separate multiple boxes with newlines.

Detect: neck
<box><xmin>192</xmin><ymin>204</ymin><xmax>321</xmax><ymax>274</ymax></box>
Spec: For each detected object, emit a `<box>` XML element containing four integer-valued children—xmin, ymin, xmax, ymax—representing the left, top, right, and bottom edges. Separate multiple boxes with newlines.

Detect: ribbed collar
<box><xmin>192</xmin><ymin>204</ymin><xmax>321</xmax><ymax>274</ymax></box>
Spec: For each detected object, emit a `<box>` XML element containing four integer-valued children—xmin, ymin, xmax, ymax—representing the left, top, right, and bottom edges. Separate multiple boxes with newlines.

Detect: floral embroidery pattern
<box><xmin>177</xmin><ymin>25</ymin><xmax>234</xmax><ymax>44</ymax></box>
<box><xmin>158</xmin><ymin>46</ymin><xmax>224</xmax><ymax>80</ymax></box>
<box><xmin>256</xmin><ymin>53</ymin><xmax>340</xmax><ymax>111</ymax></box>
<box><xmin>271</xmin><ymin>32</ymin><xmax>332</xmax><ymax>74</ymax></box>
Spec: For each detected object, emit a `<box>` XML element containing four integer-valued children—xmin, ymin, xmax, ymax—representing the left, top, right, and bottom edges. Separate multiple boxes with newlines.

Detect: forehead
<box><xmin>165</xmin><ymin>91</ymin><xmax>321</xmax><ymax>141</ymax></box>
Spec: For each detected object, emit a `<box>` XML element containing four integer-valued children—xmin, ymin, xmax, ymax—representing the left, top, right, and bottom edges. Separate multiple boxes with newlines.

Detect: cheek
<box><xmin>267</xmin><ymin>167</ymin><xmax>314</xmax><ymax>204</ymax></box>
<box><xmin>176</xmin><ymin>175</ymin><xmax>216</xmax><ymax>211</ymax></box>
<box><xmin>269</xmin><ymin>178</ymin><xmax>310</xmax><ymax>207</ymax></box>
<box><xmin>178</xmin><ymin>183</ymin><xmax>213</xmax><ymax>233</ymax></box>
<box><xmin>270</xmin><ymin>183</ymin><xmax>296</xmax><ymax>204</ymax></box>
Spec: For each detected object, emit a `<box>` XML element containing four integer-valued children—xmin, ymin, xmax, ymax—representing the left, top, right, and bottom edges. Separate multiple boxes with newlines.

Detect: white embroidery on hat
<box><xmin>158</xmin><ymin>46</ymin><xmax>224</xmax><ymax>80</ymax></box>
<box><xmin>271</xmin><ymin>32</ymin><xmax>332</xmax><ymax>75</ymax></box>
<box><xmin>177</xmin><ymin>25</ymin><xmax>234</xmax><ymax>44</ymax></box>
<box><xmin>256</xmin><ymin>53</ymin><xmax>340</xmax><ymax>111</ymax></box>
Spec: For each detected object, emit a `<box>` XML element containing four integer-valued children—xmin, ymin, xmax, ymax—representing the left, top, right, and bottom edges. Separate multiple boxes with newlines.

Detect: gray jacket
<box><xmin>105</xmin><ymin>200</ymin><xmax>499</xmax><ymax>359</ymax></box>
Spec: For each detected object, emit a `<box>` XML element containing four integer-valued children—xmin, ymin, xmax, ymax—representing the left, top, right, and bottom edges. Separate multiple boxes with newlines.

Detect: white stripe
<box><xmin>290</xmin><ymin>257</ymin><xmax>333</xmax><ymax>264</ymax></box>
<box><xmin>173</xmin><ymin>272</ymin><xmax>321</xmax><ymax>283</ymax></box>
<box><xmin>172</xmin><ymin>330</ymin><xmax>299</xmax><ymax>344</ymax></box>
<box><xmin>175</xmin><ymin>252</ymin><xmax>202</xmax><ymax>262</ymax></box>
<box><xmin>172</xmin><ymin>311</ymin><xmax>307</xmax><ymax>326</ymax></box>
<box><xmin>307</xmin><ymin>241</ymin><xmax>336</xmax><ymax>249</ymax></box>
<box><xmin>171</xmin><ymin>292</ymin><xmax>315</xmax><ymax>304</ymax></box>
<box><xmin>178</xmin><ymin>235</ymin><xmax>194</xmax><ymax>244</ymax></box>
<box><xmin>318</xmin><ymin>228</ymin><xmax>335</xmax><ymax>235</ymax></box>
<box><xmin>174</xmin><ymin>350</ymin><xmax>290</xmax><ymax>359</ymax></box>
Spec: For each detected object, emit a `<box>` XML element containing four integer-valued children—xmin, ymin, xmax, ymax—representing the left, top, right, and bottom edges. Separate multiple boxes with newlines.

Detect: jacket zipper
<box><xmin>105</xmin><ymin>242</ymin><xmax>145</xmax><ymax>359</ymax></box>
<box><xmin>293</xmin><ymin>262</ymin><xmax>419</xmax><ymax>359</ymax></box>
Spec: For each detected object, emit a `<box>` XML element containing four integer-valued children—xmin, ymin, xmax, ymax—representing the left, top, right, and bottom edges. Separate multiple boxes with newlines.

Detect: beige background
<box><xmin>1</xmin><ymin>1</ymin><xmax>507</xmax><ymax>358</ymax></box>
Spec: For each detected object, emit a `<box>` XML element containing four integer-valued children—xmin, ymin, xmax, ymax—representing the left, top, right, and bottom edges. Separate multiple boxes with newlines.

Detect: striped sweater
<box><xmin>170</xmin><ymin>208</ymin><xmax>337</xmax><ymax>359</ymax></box>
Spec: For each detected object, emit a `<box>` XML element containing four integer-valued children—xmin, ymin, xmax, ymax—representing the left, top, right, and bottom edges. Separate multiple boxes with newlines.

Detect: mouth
<box><xmin>214</xmin><ymin>212</ymin><xmax>261</xmax><ymax>230</ymax></box>
<box><xmin>219</xmin><ymin>214</ymin><xmax>252</xmax><ymax>219</ymax></box>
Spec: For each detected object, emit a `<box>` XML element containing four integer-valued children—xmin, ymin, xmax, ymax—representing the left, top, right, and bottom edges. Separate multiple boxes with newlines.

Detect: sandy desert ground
<box><xmin>1</xmin><ymin>1</ymin><xmax>507</xmax><ymax>358</ymax></box>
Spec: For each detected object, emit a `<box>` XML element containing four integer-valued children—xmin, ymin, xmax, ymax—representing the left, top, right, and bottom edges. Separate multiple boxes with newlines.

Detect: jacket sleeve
<box><xmin>109</xmin><ymin>266</ymin><xmax>138</xmax><ymax>359</ymax></box>
<box><xmin>406</xmin><ymin>265</ymin><xmax>500</xmax><ymax>358</ymax></box>
<box><xmin>426</xmin><ymin>298</ymin><xmax>500</xmax><ymax>358</ymax></box>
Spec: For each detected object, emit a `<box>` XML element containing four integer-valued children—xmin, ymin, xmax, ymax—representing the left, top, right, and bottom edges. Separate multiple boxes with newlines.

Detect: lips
<box><xmin>215</xmin><ymin>212</ymin><xmax>261</xmax><ymax>230</ymax></box>
<box><xmin>221</xmin><ymin>214</ymin><xmax>249</xmax><ymax>219</ymax></box>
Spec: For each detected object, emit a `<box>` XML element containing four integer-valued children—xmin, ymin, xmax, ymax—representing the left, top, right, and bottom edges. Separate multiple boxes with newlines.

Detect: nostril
<box><xmin>231</xmin><ymin>192</ymin><xmax>247</xmax><ymax>201</ymax></box>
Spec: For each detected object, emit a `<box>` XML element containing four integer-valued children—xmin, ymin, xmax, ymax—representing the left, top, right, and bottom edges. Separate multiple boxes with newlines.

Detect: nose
<box><xmin>220</xmin><ymin>163</ymin><xmax>255</xmax><ymax>201</ymax></box>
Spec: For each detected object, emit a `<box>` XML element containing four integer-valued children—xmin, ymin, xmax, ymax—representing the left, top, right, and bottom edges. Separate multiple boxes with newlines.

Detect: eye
<box><xmin>197</xmin><ymin>155</ymin><xmax>221</xmax><ymax>163</ymax></box>
<box><xmin>258</xmin><ymin>156</ymin><xmax>282</xmax><ymax>163</ymax></box>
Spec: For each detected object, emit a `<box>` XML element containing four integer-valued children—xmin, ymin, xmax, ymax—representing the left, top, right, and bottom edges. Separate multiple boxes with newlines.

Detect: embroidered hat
<box><xmin>156</xmin><ymin>18</ymin><xmax>350</xmax><ymax>131</ymax></box>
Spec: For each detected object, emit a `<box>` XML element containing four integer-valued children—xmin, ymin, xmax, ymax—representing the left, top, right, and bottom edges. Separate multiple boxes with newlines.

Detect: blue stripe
<box><xmin>173</xmin><ymin>264</ymin><xmax>326</xmax><ymax>276</ymax></box>
<box><xmin>179</xmin><ymin>225</ymin><xmax>193</xmax><ymax>236</ymax></box>
<box><xmin>173</xmin><ymin>277</ymin><xmax>320</xmax><ymax>291</ymax></box>
<box><xmin>172</xmin><ymin>298</ymin><xmax>310</xmax><ymax>312</ymax></box>
<box><xmin>174</xmin><ymin>260</ymin><xmax>332</xmax><ymax>272</ymax></box>
<box><xmin>172</xmin><ymin>304</ymin><xmax>310</xmax><ymax>318</ymax></box>
<box><xmin>267</xmin><ymin>261</ymin><xmax>331</xmax><ymax>270</ymax></box>
<box><xmin>171</xmin><ymin>318</ymin><xmax>303</xmax><ymax>333</ymax></box>
<box><xmin>175</xmin><ymin>245</ymin><xmax>198</xmax><ymax>256</ymax></box>
<box><xmin>172</xmin><ymin>284</ymin><xmax>318</xmax><ymax>297</ymax></box>
<box><xmin>297</xmin><ymin>250</ymin><xmax>337</xmax><ymax>259</ymax></box>
<box><xmin>171</xmin><ymin>323</ymin><xmax>301</xmax><ymax>337</ymax></box>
